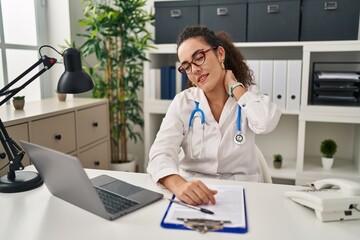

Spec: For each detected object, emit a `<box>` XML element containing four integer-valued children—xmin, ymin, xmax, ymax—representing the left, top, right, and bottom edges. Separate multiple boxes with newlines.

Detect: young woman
<box><xmin>147</xmin><ymin>26</ymin><xmax>281</xmax><ymax>206</ymax></box>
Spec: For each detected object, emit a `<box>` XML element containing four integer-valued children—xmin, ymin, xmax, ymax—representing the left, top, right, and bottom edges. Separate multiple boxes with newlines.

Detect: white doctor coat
<box><xmin>147</xmin><ymin>85</ymin><xmax>281</xmax><ymax>183</ymax></box>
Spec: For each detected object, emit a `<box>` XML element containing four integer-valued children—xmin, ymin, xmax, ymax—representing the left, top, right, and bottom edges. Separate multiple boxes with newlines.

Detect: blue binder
<box><xmin>160</xmin><ymin>66</ymin><xmax>176</xmax><ymax>99</ymax></box>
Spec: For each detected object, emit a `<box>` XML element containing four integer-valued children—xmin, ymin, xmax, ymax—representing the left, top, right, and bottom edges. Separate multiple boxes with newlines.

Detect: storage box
<box><xmin>300</xmin><ymin>0</ymin><xmax>360</xmax><ymax>41</ymax></box>
<box><xmin>199</xmin><ymin>0</ymin><xmax>247</xmax><ymax>42</ymax></box>
<box><xmin>247</xmin><ymin>0</ymin><xmax>301</xmax><ymax>42</ymax></box>
<box><xmin>155</xmin><ymin>1</ymin><xmax>199</xmax><ymax>44</ymax></box>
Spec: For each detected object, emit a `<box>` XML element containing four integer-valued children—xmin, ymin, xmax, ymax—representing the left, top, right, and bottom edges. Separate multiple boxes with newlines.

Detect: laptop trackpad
<box><xmin>91</xmin><ymin>174</ymin><xmax>142</xmax><ymax>197</ymax></box>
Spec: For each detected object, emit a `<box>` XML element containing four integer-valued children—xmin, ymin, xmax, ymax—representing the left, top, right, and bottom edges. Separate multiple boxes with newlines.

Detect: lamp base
<box><xmin>0</xmin><ymin>171</ymin><xmax>43</xmax><ymax>193</ymax></box>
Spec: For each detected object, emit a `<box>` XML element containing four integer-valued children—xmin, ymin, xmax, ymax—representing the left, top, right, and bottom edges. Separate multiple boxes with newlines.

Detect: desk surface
<box><xmin>1</xmin><ymin>166</ymin><xmax>359</xmax><ymax>240</ymax></box>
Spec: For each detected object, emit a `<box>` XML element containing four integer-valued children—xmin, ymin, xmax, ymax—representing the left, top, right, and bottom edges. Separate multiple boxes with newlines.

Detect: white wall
<box><xmin>45</xmin><ymin>0</ymin><xmax>71</xmax><ymax>97</ymax></box>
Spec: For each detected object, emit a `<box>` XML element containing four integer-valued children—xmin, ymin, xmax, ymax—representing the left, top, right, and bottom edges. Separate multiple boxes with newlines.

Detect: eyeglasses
<box><xmin>178</xmin><ymin>46</ymin><xmax>218</xmax><ymax>75</ymax></box>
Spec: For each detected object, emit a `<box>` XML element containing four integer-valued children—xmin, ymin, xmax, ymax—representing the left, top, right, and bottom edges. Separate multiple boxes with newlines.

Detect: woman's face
<box><xmin>177</xmin><ymin>38</ymin><xmax>225</xmax><ymax>93</ymax></box>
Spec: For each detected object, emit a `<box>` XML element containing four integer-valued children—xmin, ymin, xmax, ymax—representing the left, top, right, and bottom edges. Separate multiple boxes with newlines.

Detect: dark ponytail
<box><xmin>177</xmin><ymin>26</ymin><xmax>254</xmax><ymax>87</ymax></box>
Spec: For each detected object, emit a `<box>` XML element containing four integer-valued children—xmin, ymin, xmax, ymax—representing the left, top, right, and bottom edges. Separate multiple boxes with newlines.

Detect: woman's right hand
<box><xmin>160</xmin><ymin>174</ymin><xmax>217</xmax><ymax>205</ymax></box>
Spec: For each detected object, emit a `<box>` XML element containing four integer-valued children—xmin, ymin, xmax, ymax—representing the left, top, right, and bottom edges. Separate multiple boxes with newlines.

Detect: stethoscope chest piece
<box><xmin>234</xmin><ymin>132</ymin><xmax>245</xmax><ymax>145</ymax></box>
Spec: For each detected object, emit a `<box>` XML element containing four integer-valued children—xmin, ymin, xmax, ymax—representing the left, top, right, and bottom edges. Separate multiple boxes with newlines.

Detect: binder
<box><xmin>160</xmin><ymin>66</ymin><xmax>176</xmax><ymax>99</ymax></box>
<box><xmin>169</xmin><ymin>67</ymin><xmax>176</xmax><ymax>99</ymax></box>
<box><xmin>273</xmin><ymin>60</ymin><xmax>287</xmax><ymax>110</ymax></box>
<box><xmin>246</xmin><ymin>60</ymin><xmax>260</xmax><ymax>86</ymax></box>
<box><xmin>149</xmin><ymin>68</ymin><xmax>161</xmax><ymax>99</ymax></box>
<box><xmin>259</xmin><ymin>60</ymin><xmax>273</xmax><ymax>98</ymax></box>
<box><xmin>286</xmin><ymin>60</ymin><xmax>302</xmax><ymax>111</ymax></box>
<box><xmin>160</xmin><ymin>185</ymin><xmax>248</xmax><ymax>234</ymax></box>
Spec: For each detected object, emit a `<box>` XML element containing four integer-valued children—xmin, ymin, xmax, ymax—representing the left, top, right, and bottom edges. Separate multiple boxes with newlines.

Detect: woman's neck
<box><xmin>205</xmin><ymin>87</ymin><xmax>228</xmax><ymax>122</ymax></box>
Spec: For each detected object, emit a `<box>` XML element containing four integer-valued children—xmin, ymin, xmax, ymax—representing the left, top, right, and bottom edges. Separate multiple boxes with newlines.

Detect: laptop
<box><xmin>20</xmin><ymin>141</ymin><xmax>163</xmax><ymax>220</ymax></box>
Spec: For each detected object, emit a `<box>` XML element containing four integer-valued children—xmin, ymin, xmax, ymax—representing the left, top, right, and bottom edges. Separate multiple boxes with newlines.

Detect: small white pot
<box><xmin>110</xmin><ymin>154</ymin><xmax>137</xmax><ymax>172</ymax></box>
<box><xmin>321</xmin><ymin>157</ymin><xmax>334</xmax><ymax>170</ymax></box>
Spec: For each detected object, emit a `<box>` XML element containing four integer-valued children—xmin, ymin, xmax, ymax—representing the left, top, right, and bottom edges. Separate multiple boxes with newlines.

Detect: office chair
<box><xmin>255</xmin><ymin>145</ymin><xmax>273</xmax><ymax>183</ymax></box>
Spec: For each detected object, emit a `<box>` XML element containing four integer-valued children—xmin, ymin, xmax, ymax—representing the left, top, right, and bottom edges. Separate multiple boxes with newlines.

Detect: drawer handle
<box><xmin>170</xmin><ymin>9</ymin><xmax>181</xmax><ymax>18</ymax></box>
<box><xmin>217</xmin><ymin>7</ymin><xmax>228</xmax><ymax>16</ymax></box>
<box><xmin>277</xmin><ymin>94</ymin><xmax>282</xmax><ymax>99</ymax></box>
<box><xmin>267</xmin><ymin>5</ymin><xmax>279</xmax><ymax>13</ymax></box>
<box><xmin>291</xmin><ymin>95</ymin><xmax>296</xmax><ymax>100</ymax></box>
<box><xmin>92</xmin><ymin>122</ymin><xmax>99</xmax><ymax>127</ymax></box>
<box><xmin>94</xmin><ymin>161</ymin><xmax>100</xmax><ymax>166</ymax></box>
<box><xmin>324</xmin><ymin>1</ymin><xmax>337</xmax><ymax>10</ymax></box>
<box><xmin>54</xmin><ymin>134</ymin><xmax>62</xmax><ymax>140</ymax></box>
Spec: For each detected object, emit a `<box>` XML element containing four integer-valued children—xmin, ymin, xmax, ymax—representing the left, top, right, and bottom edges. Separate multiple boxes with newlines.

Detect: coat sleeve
<box><xmin>238</xmin><ymin>85</ymin><xmax>282</xmax><ymax>134</ymax></box>
<box><xmin>147</xmin><ymin>95</ymin><xmax>185</xmax><ymax>183</ymax></box>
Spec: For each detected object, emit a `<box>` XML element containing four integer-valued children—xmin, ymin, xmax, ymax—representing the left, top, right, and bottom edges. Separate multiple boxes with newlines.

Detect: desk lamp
<box><xmin>0</xmin><ymin>45</ymin><xmax>94</xmax><ymax>193</ymax></box>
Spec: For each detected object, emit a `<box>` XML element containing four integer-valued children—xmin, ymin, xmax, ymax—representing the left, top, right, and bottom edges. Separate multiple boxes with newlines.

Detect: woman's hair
<box><xmin>177</xmin><ymin>26</ymin><xmax>254</xmax><ymax>87</ymax></box>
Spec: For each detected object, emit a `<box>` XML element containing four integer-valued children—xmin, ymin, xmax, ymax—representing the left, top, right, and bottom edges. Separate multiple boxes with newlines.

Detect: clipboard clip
<box><xmin>177</xmin><ymin>218</ymin><xmax>231</xmax><ymax>234</ymax></box>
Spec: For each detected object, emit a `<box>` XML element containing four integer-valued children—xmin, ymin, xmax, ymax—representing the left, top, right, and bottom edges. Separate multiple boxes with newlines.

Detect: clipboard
<box><xmin>160</xmin><ymin>185</ymin><xmax>248</xmax><ymax>234</ymax></box>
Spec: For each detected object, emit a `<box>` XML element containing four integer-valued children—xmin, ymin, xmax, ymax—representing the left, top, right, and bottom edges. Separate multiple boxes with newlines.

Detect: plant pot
<box><xmin>13</xmin><ymin>99</ymin><xmax>25</xmax><ymax>110</ymax></box>
<box><xmin>321</xmin><ymin>157</ymin><xmax>334</xmax><ymax>170</ymax></box>
<box><xmin>273</xmin><ymin>161</ymin><xmax>282</xmax><ymax>169</ymax></box>
<box><xmin>57</xmin><ymin>93</ymin><xmax>67</xmax><ymax>101</ymax></box>
<box><xmin>110</xmin><ymin>154</ymin><xmax>137</xmax><ymax>172</ymax></box>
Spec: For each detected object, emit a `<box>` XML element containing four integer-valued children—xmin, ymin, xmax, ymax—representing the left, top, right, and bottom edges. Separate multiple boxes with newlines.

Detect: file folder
<box><xmin>273</xmin><ymin>60</ymin><xmax>287</xmax><ymax>111</ymax></box>
<box><xmin>286</xmin><ymin>60</ymin><xmax>302</xmax><ymax>112</ymax></box>
<box><xmin>259</xmin><ymin>60</ymin><xmax>273</xmax><ymax>98</ymax></box>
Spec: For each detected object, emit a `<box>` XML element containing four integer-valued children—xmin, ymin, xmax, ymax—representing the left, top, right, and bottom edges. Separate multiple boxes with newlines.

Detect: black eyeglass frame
<box><xmin>177</xmin><ymin>46</ymin><xmax>218</xmax><ymax>75</ymax></box>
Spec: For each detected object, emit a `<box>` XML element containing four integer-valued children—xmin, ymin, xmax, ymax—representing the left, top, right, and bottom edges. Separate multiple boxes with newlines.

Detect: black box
<box><xmin>300</xmin><ymin>0</ymin><xmax>360</xmax><ymax>41</ymax></box>
<box><xmin>155</xmin><ymin>1</ymin><xmax>199</xmax><ymax>44</ymax></box>
<box><xmin>199</xmin><ymin>0</ymin><xmax>247</xmax><ymax>42</ymax></box>
<box><xmin>247</xmin><ymin>0</ymin><xmax>301</xmax><ymax>42</ymax></box>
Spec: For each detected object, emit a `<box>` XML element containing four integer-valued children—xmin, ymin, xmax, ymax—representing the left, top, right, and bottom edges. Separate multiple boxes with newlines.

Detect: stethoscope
<box><xmin>189</xmin><ymin>101</ymin><xmax>245</xmax><ymax>159</ymax></box>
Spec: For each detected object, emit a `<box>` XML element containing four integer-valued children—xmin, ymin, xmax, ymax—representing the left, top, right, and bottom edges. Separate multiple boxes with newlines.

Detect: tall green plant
<box><xmin>78</xmin><ymin>0</ymin><xmax>154</xmax><ymax>163</ymax></box>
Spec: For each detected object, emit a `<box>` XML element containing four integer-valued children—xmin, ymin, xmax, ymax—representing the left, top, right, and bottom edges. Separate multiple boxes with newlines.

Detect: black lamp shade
<box><xmin>57</xmin><ymin>48</ymin><xmax>94</xmax><ymax>93</ymax></box>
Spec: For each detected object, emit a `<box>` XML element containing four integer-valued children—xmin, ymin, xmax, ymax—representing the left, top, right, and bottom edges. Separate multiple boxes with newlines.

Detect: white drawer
<box><xmin>77</xmin><ymin>104</ymin><xmax>108</xmax><ymax>148</ymax></box>
<box><xmin>31</xmin><ymin>112</ymin><xmax>76</xmax><ymax>153</ymax></box>
<box><xmin>78</xmin><ymin>141</ymin><xmax>109</xmax><ymax>169</ymax></box>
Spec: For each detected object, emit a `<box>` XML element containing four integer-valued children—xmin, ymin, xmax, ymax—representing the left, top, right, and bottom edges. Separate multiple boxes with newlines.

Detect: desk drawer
<box><xmin>78</xmin><ymin>141</ymin><xmax>109</xmax><ymax>169</ymax></box>
<box><xmin>31</xmin><ymin>112</ymin><xmax>76</xmax><ymax>153</ymax></box>
<box><xmin>77</xmin><ymin>104</ymin><xmax>108</xmax><ymax>148</ymax></box>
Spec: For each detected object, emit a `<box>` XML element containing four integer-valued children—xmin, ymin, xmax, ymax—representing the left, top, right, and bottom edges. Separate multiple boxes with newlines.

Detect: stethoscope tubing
<box><xmin>189</xmin><ymin>101</ymin><xmax>244</xmax><ymax>159</ymax></box>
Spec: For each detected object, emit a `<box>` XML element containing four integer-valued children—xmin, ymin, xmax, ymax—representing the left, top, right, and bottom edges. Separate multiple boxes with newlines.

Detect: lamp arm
<box><xmin>0</xmin><ymin>55</ymin><xmax>56</xmax><ymax>180</ymax></box>
<box><xmin>0</xmin><ymin>55</ymin><xmax>57</xmax><ymax>106</ymax></box>
<box><xmin>0</xmin><ymin>119</ymin><xmax>24</xmax><ymax>180</ymax></box>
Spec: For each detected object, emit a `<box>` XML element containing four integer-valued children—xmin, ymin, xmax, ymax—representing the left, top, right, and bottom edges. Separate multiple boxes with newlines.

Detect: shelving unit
<box><xmin>143</xmin><ymin>40</ymin><xmax>360</xmax><ymax>185</ymax></box>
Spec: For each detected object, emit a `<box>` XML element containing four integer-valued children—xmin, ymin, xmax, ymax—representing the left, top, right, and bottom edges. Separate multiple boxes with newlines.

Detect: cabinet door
<box><xmin>0</xmin><ymin>123</ymin><xmax>30</xmax><ymax>176</ymax></box>
<box><xmin>77</xmin><ymin>104</ymin><xmax>108</xmax><ymax>148</ymax></box>
<box><xmin>78</xmin><ymin>141</ymin><xmax>109</xmax><ymax>169</ymax></box>
<box><xmin>31</xmin><ymin>112</ymin><xmax>76</xmax><ymax>153</ymax></box>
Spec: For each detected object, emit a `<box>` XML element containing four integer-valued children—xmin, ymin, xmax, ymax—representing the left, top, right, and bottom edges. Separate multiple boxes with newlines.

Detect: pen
<box><xmin>167</xmin><ymin>198</ymin><xmax>214</xmax><ymax>215</ymax></box>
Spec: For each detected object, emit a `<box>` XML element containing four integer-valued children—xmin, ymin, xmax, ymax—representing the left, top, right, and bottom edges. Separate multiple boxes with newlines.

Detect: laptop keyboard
<box><xmin>95</xmin><ymin>187</ymin><xmax>139</xmax><ymax>214</ymax></box>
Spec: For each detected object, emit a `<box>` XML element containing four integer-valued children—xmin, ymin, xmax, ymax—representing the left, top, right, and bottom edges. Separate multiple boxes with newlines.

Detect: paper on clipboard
<box><xmin>161</xmin><ymin>185</ymin><xmax>247</xmax><ymax>233</ymax></box>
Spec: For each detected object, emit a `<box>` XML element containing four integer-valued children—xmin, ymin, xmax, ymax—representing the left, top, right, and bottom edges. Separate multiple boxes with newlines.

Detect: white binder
<box><xmin>149</xmin><ymin>68</ymin><xmax>161</xmax><ymax>99</ymax></box>
<box><xmin>286</xmin><ymin>60</ymin><xmax>302</xmax><ymax>112</ymax></box>
<box><xmin>259</xmin><ymin>60</ymin><xmax>273</xmax><ymax>98</ymax></box>
<box><xmin>272</xmin><ymin>60</ymin><xmax>287</xmax><ymax>110</ymax></box>
<box><xmin>246</xmin><ymin>60</ymin><xmax>260</xmax><ymax>86</ymax></box>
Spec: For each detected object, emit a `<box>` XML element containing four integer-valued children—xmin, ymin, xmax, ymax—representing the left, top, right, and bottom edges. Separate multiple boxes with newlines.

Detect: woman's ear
<box><xmin>217</xmin><ymin>46</ymin><xmax>225</xmax><ymax>60</ymax></box>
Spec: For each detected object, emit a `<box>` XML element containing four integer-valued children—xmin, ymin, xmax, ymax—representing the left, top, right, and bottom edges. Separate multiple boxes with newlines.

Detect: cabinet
<box><xmin>0</xmin><ymin>98</ymin><xmax>110</xmax><ymax>177</ymax></box>
<box><xmin>143</xmin><ymin>41</ymin><xmax>360</xmax><ymax>185</ymax></box>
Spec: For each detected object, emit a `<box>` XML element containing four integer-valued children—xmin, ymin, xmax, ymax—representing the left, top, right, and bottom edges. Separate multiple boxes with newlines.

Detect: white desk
<box><xmin>0</xmin><ymin>166</ymin><xmax>359</xmax><ymax>240</ymax></box>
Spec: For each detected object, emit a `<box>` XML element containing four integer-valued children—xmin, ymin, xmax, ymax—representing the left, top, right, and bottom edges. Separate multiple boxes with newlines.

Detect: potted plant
<box><xmin>320</xmin><ymin>139</ymin><xmax>337</xmax><ymax>170</ymax></box>
<box><xmin>12</xmin><ymin>96</ymin><xmax>25</xmax><ymax>110</ymax></box>
<box><xmin>273</xmin><ymin>154</ymin><xmax>283</xmax><ymax>169</ymax></box>
<box><xmin>78</xmin><ymin>0</ymin><xmax>154</xmax><ymax>171</ymax></box>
